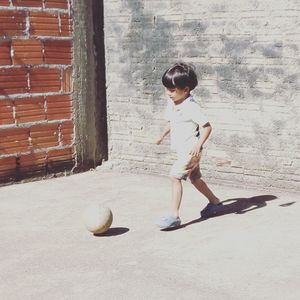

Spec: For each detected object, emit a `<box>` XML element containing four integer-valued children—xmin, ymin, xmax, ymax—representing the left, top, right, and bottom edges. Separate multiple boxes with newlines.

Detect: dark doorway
<box><xmin>92</xmin><ymin>0</ymin><xmax>108</xmax><ymax>166</ymax></box>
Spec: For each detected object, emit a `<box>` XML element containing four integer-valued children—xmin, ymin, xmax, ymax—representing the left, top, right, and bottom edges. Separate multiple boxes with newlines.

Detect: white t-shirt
<box><xmin>164</xmin><ymin>95</ymin><xmax>209</xmax><ymax>155</ymax></box>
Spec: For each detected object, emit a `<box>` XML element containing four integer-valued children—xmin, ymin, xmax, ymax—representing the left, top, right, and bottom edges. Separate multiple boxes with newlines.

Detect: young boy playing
<box><xmin>155</xmin><ymin>62</ymin><xmax>223</xmax><ymax>229</ymax></box>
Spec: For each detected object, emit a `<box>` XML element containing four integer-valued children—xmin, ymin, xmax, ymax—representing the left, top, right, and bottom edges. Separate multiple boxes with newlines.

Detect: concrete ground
<box><xmin>0</xmin><ymin>170</ymin><xmax>299</xmax><ymax>300</ymax></box>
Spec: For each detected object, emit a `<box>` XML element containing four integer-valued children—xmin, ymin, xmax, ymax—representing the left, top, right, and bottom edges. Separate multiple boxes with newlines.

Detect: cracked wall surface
<box><xmin>103</xmin><ymin>0</ymin><xmax>300</xmax><ymax>191</ymax></box>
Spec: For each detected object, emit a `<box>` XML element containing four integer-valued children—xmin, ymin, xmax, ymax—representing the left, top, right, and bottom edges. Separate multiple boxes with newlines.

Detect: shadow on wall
<box><xmin>121</xmin><ymin>0</ymin><xmax>178</xmax><ymax>110</ymax></box>
<box><xmin>213</xmin><ymin>35</ymin><xmax>299</xmax><ymax>168</ymax></box>
<box><xmin>216</xmin><ymin>35</ymin><xmax>299</xmax><ymax>99</ymax></box>
<box><xmin>120</xmin><ymin>1</ymin><xmax>299</xmax><ymax>106</ymax></box>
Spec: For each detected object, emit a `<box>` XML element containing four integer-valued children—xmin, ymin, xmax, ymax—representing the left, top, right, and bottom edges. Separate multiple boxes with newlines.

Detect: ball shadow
<box><xmin>93</xmin><ymin>227</ymin><xmax>129</xmax><ymax>237</ymax></box>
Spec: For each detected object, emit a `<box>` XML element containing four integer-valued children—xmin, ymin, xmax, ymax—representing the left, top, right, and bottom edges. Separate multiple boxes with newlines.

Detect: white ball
<box><xmin>83</xmin><ymin>203</ymin><xmax>113</xmax><ymax>234</ymax></box>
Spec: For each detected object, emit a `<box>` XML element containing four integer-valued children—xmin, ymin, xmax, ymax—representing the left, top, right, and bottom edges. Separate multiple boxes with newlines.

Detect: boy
<box><xmin>155</xmin><ymin>62</ymin><xmax>222</xmax><ymax>229</ymax></box>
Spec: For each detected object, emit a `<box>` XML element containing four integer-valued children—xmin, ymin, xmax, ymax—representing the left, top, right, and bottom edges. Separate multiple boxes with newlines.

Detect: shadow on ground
<box><xmin>163</xmin><ymin>194</ymin><xmax>286</xmax><ymax>231</ymax></box>
<box><xmin>94</xmin><ymin>227</ymin><xmax>129</xmax><ymax>237</ymax></box>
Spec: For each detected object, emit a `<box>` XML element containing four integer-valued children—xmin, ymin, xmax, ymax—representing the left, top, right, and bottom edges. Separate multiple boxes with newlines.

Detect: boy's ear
<box><xmin>184</xmin><ymin>87</ymin><xmax>190</xmax><ymax>93</ymax></box>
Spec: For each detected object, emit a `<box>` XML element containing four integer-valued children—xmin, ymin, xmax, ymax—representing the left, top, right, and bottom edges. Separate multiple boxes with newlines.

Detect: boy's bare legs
<box><xmin>191</xmin><ymin>178</ymin><xmax>220</xmax><ymax>204</ymax></box>
<box><xmin>171</xmin><ymin>177</ymin><xmax>183</xmax><ymax>218</ymax></box>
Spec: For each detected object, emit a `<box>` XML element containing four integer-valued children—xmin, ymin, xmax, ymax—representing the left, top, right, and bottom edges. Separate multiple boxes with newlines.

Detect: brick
<box><xmin>47</xmin><ymin>147</ymin><xmax>73</xmax><ymax>161</ymax></box>
<box><xmin>62</xmin><ymin>67</ymin><xmax>72</xmax><ymax>93</ymax></box>
<box><xmin>18</xmin><ymin>152</ymin><xmax>47</xmax><ymax>178</ymax></box>
<box><xmin>12</xmin><ymin>0</ymin><xmax>43</xmax><ymax>7</ymax></box>
<box><xmin>0</xmin><ymin>100</ymin><xmax>14</xmax><ymax>125</ymax></box>
<box><xmin>46</xmin><ymin>94</ymin><xmax>72</xmax><ymax>120</ymax></box>
<box><xmin>0</xmin><ymin>41</ymin><xmax>11</xmax><ymax>65</ymax></box>
<box><xmin>59</xmin><ymin>13</ymin><xmax>72</xmax><ymax>37</ymax></box>
<box><xmin>0</xmin><ymin>156</ymin><xmax>16</xmax><ymax>172</ymax></box>
<box><xmin>43</xmin><ymin>40</ymin><xmax>72</xmax><ymax>65</ymax></box>
<box><xmin>12</xmin><ymin>40</ymin><xmax>43</xmax><ymax>65</ymax></box>
<box><xmin>47</xmin><ymin>147</ymin><xmax>74</xmax><ymax>172</ymax></box>
<box><xmin>19</xmin><ymin>152</ymin><xmax>46</xmax><ymax>167</ymax></box>
<box><xmin>0</xmin><ymin>67</ymin><xmax>28</xmax><ymax>95</ymax></box>
<box><xmin>0</xmin><ymin>127</ymin><xmax>30</xmax><ymax>154</ymax></box>
<box><xmin>30</xmin><ymin>123</ymin><xmax>59</xmax><ymax>148</ymax></box>
<box><xmin>29</xmin><ymin>67</ymin><xmax>61</xmax><ymax>93</ymax></box>
<box><xmin>29</xmin><ymin>11</ymin><xmax>60</xmax><ymax>36</ymax></box>
<box><xmin>44</xmin><ymin>0</ymin><xmax>68</xmax><ymax>9</ymax></box>
<box><xmin>60</xmin><ymin>120</ymin><xmax>73</xmax><ymax>145</ymax></box>
<box><xmin>19</xmin><ymin>152</ymin><xmax>46</xmax><ymax>175</ymax></box>
<box><xmin>0</xmin><ymin>156</ymin><xmax>16</xmax><ymax>181</ymax></box>
<box><xmin>0</xmin><ymin>0</ymin><xmax>10</xmax><ymax>6</ymax></box>
<box><xmin>0</xmin><ymin>11</ymin><xmax>26</xmax><ymax>36</ymax></box>
<box><xmin>14</xmin><ymin>97</ymin><xmax>46</xmax><ymax>124</ymax></box>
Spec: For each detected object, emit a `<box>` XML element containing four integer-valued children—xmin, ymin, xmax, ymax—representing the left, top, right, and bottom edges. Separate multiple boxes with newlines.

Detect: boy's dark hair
<box><xmin>162</xmin><ymin>62</ymin><xmax>198</xmax><ymax>91</ymax></box>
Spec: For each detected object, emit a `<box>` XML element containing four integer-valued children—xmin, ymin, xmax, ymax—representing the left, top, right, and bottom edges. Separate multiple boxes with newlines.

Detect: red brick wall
<box><xmin>0</xmin><ymin>0</ymin><xmax>74</xmax><ymax>183</ymax></box>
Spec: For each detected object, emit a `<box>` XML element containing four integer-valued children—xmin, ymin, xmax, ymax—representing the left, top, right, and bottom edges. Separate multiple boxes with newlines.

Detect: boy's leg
<box><xmin>187</xmin><ymin>154</ymin><xmax>220</xmax><ymax>204</ymax></box>
<box><xmin>157</xmin><ymin>176</ymin><xmax>183</xmax><ymax>229</ymax></box>
<box><xmin>189</xmin><ymin>168</ymin><xmax>223</xmax><ymax>218</ymax></box>
<box><xmin>171</xmin><ymin>176</ymin><xmax>183</xmax><ymax>218</ymax></box>
<box><xmin>190</xmin><ymin>177</ymin><xmax>220</xmax><ymax>204</ymax></box>
<box><xmin>157</xmin><ymin>157</ymin><xmax>186</xmax><ymax>229</ymax></box>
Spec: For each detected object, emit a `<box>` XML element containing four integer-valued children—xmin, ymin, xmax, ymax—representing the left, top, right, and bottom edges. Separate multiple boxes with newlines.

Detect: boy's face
<box><xmin>165</xmin><ymin>87</ymin><xmax>190</xmax><ymax>104</ymax></box>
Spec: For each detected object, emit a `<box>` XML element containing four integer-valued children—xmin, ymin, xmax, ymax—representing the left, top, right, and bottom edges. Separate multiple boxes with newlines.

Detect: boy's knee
<box><xmin>170</xmin><ymin>175</ymin><xmax>179</xmax><ymax>181</ymax></box>
<box><xmin>170</xmin><ymin>175</ymin><xmax>182</xmax><ymax>183</ymax></box>
<box><xmin>190</xmin><ymin>177</ymin><xmax>197</xmax><ymax>184</ymax></box>
<box><xmin>190</xmin><ymin>176</ymin><xmax>203</xmax><ymax>185</ymax></box>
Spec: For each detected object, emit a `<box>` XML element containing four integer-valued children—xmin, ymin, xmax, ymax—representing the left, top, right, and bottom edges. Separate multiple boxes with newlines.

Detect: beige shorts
<box><xmin>170</xmin><ymin>152</ymin><xmax>202</xmax><ymax>181</ymax></box>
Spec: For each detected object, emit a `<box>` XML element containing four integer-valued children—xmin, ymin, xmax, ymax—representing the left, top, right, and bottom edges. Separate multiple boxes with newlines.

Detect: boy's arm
<box><xmin>190</xmin><ymin>122</ymin><xmax>212</xmax><ymax>156</ymax></box>
<box><xmin>155</xmin><ymin>123</ymin><xmax>170</xmax><ymax>145</ymax></box>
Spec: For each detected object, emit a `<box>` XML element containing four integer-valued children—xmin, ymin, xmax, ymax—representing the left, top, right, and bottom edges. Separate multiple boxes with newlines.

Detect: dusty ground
<box><xmin>0</xmin><ymin>170</ymin><xmax>299</xmax><ymax>300</ymax></box>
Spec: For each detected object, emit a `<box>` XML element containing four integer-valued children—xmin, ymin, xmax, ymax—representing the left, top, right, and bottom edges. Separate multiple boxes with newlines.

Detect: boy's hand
<box><xmin>155</xmin><ymin>124</ymin><xmax>170</xmax><ymax>145</ymax></box>
<box><xmin>155</xmin><ymin>137</ymin><xmax>163</xmax><ymax>145</ymax></box>
<box><xmin>190</xmin><ymin>144</ymin><xmax>202</xmax><ymax>157</ymax></box>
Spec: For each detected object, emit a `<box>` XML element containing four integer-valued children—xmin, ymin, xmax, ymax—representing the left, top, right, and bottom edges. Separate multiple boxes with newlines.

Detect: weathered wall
<box><xmin>0</xmin><ymin>0</ymin><xmax>74</xmax><ymax>183</ymax></box>
<box><xmin>103</xmin><ymin>0</ymin><xmax>300</xmax><ymax>191</ymax></box>
<box><xmin>0</xmin><ymin>0</ymin><xmax>108</xmax><ymax>184</ymax></box>
<box><xmin>72</xmin><ymin>0</ymin><xmax>108</xmax><ymax>170</ymax></box>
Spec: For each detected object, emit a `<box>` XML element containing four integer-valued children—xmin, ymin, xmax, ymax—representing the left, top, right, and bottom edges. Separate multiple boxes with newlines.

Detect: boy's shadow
<box><xmin>163</xmin><ymin>195</ymin><xmax>278</xmax><ymax>231</ymax></box>
<box><xmin>217</xmin><ymin>194</ymin><xmax>278</xmax><ymax>215</ymax></box>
